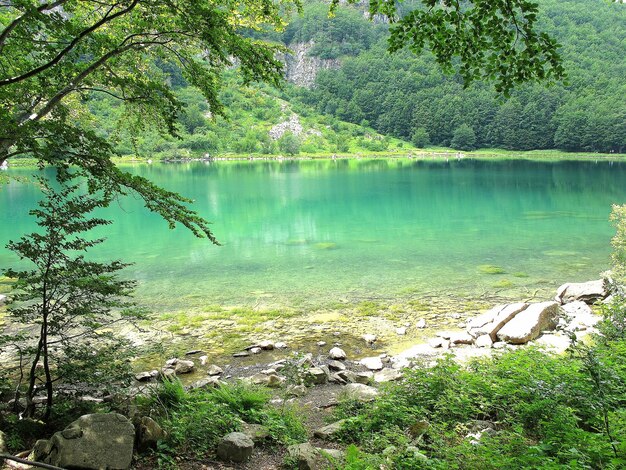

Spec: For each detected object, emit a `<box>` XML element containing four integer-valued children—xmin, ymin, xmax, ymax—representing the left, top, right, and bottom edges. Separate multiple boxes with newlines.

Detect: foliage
<box><xmin>299</xmin><ymin>0</ymin><xmax>625</xmax><ymax>154</ymax></box>
<box><xmin>141</xmin><ymin>379</ymin><xmax>307</xmax><ymax>464</ymax></box>
<box><xmin>611</xmin><ymin>204</ymin><xmax>626</xmax><ymax>284</ymax></box>
<box><xmin>1</xmin><ymin>170</ymin><xmax>145</xmax><ymax>420</ymax></box>
<box><xmin>450</xmin><ymin>124</ymin><xmax>477</xmax><ymax>151</ymax></box>
<box><xmin>278</xmin><ymin>131</ymin><xmax>301</xmax><ymax>156</ymax></box>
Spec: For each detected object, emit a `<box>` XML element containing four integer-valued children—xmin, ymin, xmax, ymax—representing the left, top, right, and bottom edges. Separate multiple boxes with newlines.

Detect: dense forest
<box><xmin>291</xmin><ymin>0</ymin><xmax>626</xmax><ymax>153</ymax></box>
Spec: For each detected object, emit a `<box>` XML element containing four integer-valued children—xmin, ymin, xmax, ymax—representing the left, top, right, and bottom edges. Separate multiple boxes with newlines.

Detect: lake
<box><xmin>1</xmin><ymin>158</ymin><xmax>625</xmax><ymax>315</ymax></box>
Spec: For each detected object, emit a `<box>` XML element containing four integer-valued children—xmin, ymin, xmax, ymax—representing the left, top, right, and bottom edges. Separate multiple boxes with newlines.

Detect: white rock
<box><xmin>534</xmin><ymin>333</ymin><xmax>571</xmax><ymax>353</ymax></box>
<box><xmin>259</xmin><ymin>340</ymin><xmax>275</xmax><ymax>350</ymax></box>
<box><xmin>275</xmin><ymin>342</ymin><xmax>288</xmax><ymax>349</ymax></box>
<box><xmin>362</xmin><ymin>334</ymin><xmax>377</xmax><ymax>344</ymax></box>
<box><xmin>343</xmin><ymin>383</ymin><xmax>379</xmax><ymax>401</ymax></box>
<box><xmin>360</xmin><ymin>356</ymin><xmax>383</xmax><ymax>370</ymax></box>
<box><xmin>449</xmin><ymin>332</ymin><xmax>474</xmax><ymax>345</ymax></box>
<box><xmin>467</xmin><ymin>303</ymin><xmax>528</xmax><ymax>340</ymax></box>
<box><xmin>415</xmin><ymin>319</ymin><xmax>426</xmax><ymax>329</ymax></box>
<box><xmin>474</xmin><ymin>335</ymin><xmax>493</xmax><ymax>348</ymax></box>
<box><xmin>396</xmin><ymin>327</ymin><xmax>407</xmax><ymax>335</ymax></box>
<box><xmin>329</xmin><ymin>347</ymin><xmax>347</xmax><ymax>360</ymax></box>
<box><xmin>317</xmin><ymin>341</ymin><xmax>327</xmax><ymax>347</ymax></box>
<box><xmin>374</xmin><ymin>369</ymin><xmax>403</xmax><ymax>383</ymax></box>
<box><xmin>199</xmin><ymin>355</ymin><xmax>208</xmax><ymax>365</ymax></box>
<box><xmin>497</xmin><ymin>301</ymin><xmax>560</xmax><ymax>344</ymax></box>
<box><xmin>207</xmin><ymin>365</ymin><xmax>223</xmax><ymax>376</ymax></box>
<box><xmin>555</xmin><ymin>280</ymin><xmax>607</xmax><ymax>304</ymax></box>
<box><xmin>174</xmin><ymin>360</ymin><xmax>195</xmax><ymax>374</ymax></box>
<box><xmin>0</xmin><ymin>294</ymin><xmax>6</xmax><ymax>305</ymax></box>
<box><xmin>428</xmin><ymin>337</ymin><xmax>444</xmax><ymax>348</ymax></box>
<box><xmin>250</xmin><ymin>347</ymin><xmax>262</xmax><ymax>354</ymax></box>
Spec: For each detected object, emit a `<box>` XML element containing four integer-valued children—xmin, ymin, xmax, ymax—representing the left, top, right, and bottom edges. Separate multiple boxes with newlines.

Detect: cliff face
<box><xmin>283</xmin><ymin>42</ymin><xmax>341</xmax><ymax>88</ymax></box>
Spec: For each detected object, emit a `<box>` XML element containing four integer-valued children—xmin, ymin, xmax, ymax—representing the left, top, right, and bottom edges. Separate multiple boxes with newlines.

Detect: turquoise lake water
<box><xmin>1</xmin><ymin>158</ymin><xmax>625</xmax><ymax>312</ymax></box>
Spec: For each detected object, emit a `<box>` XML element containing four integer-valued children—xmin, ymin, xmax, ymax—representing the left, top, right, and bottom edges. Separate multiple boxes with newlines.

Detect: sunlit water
<box><xmin>1</xmin><ymin>158</ymin><xmax>625</xmax><ymax>312</ymax></box>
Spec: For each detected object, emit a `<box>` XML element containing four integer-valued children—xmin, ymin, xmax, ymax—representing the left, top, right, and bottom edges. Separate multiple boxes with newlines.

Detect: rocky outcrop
<box><xmin>555</xmin><ymin>279</ymin><xmax>607</xmax><ymax>304</ymax></box>
<box><xmin>496</xmin><ymin>301</ymin><xmax>561</xmax><ymax>344</ymax></box>
<box><xmin>283</xmin><ymin>42</ymin><xmax>341</xmax><ymax>88</ymax></box>
<box><xmin>467</xmin><ymin>303</ymin><xmax>529</xmax><ymax>341</ymax></box>
<box><xmin>39</xmin><ymin>413</ymin><xmax>135</xmax><ymax>469</ymax></box>
<box><xmin>269</xmin><ymin>114</ymin><xmax>304</xmax><ymax>140</ymax></box>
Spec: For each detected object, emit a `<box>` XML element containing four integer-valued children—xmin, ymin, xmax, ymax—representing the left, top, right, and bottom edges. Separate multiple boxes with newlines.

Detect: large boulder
<box><xmin>342</xmin><ymin>383</ymin><xmax>379</xmax><ymax>402</ymax></box>
<box><xmin>360</xmin><ymin>357</ymin><xmax>383</xmax><ymax>371</ymax></box>
<box><xmin>555</xmin><ymin>280</ymin><xmax>607</xmax><ymax>304</ymax></box>
<box><xmin>216</xmin><ymin>432</ymin><xmax>254</xmax><ymax>463</ymax></box>
<box><xmin>497</xmin><ymin>301</ymin><xmax>561</xmax><ymax>344</ymax></box>
<box><xmin>467</xmin><ymin>303</ymin><xmax>528</xmax><ymax>341</ymax></box>
<box><xmin>313</xmin><ymin>419</ymin><xmax>346</xmax><ymax>440</ymax></box>
<box><xmin>41</xmin><ymin>413</ymin><xmax>134</xmax><ymax>469</ymax></box>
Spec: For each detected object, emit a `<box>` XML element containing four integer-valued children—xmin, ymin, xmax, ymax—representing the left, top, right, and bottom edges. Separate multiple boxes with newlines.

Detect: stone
<box><xmin>474</xmin><ymin>335</ymin><xmax>493</xmax><ymax>348</ymax></box>
<box><xmin>216</xmin><ymin>432</ymin><xmax>254</xmax><ymax>463</ymax></box>
<box><xmin>250</xmin><ymin>347</ymin><xmax>262</xmax><ymax>354</ymax></box>
<box><xmin>562</xmin><ymin>301</ymin><xmax>601</xmax><ymax>332</ymax></box>
<box><xmin>297</xmin><ymin>353</ymin><xmax>314</xmax><ymax>367</ymax></box>
<box><xmin>135</xmin><ymin>416</ymin><xmax>166</xmax><ymax>452</ymax></box>
<box><xmin>261</xmin><ymin>368</ymin><xmax>277</xmax><ymax>375</ymax></box>
<box><xmin>267</xmin><ymin>374</ymin><xmax>285</xmax><ymax>388</ymax></box>
<box><xmin>317</xmin><ymin>341</ymin><xmax>327</xmax><ymax>347</ymax></box>
<box><xmin>415</xmin><ymin>319</ymin><xmax>426</xmax><ymax>329</ymax></box>
<box><xmin>336</xmin><ymin>370</ymin><xmax>357</xmax><ymax>383</ymax></box>
<box><xmin>362</xmin><ymin>334</ymin><xmax>377</xmax><ymax>344</ymax></box>
<box><xmin>233</xmin><ymin>351</ymin><xmax>250</xmax><ymax>358</ymax></box>
<box><xmin>328</xmin><ymin>347</ymin><xmax>347</xmax><ymax>360</ymax></box>
<box><xmin>449</xmin><ymin>332</ymin><xmax>474</xmax><ymax>345</ymax></box>
<box><xmin>158</xmin><ymin>368</ymin><xmax>176</xmax><ymax>381</ymax></box>
<box><xmin>287</xmin><ymin>384</ymin><xmax>308</xmax><ymax>397</ymax></box>
<box><xmin>408</xmin><ymin>420</ymin><xmax>430</xmax><ymax>439</ymax></box>
<box><xmin>0</xmin><ymin>429</ymin><xmax>6</xmax><ymax>453</ymax></box>
<box><xmin>428</xmin><ymin>337</ymin><xmax>444</xmax><ymax>348</ymax></box>
<box><xmin>0</xmin><ymin>294</ymin><xmax>6</xmax><ymax>305</ymax></box>
<box><xmin>306</xmin><ymin>367</ymin><xmax>329</xmax><ymax>385</ymax></box>
<box><xmin>31</xmin><ymin>438</ymin><xmax>52</xmax><ymax>462</ymax></box>
<box><xmin>275</xmin><ymin>342</ymin><xmax>288</xmax><ymax>349</ymax></box>
<box><xmin>396</xmin><ymin>327</ymin><xmax>407</xmax><ymax>335</ymax></box>
<box><xmin>467</xmin><ymin>303</ymin><xmax>529</xmax><ymax>341</ymax></box>
<box><xmin>534</xmin><ymin>333</ymin><xmax>571</xmax><ymax>353</ymax></box>
<box><xmin>185</xmin><ymin>349</ymin><xmax>202</xmax><ymax>355</ymax></box>
<box><xmin>556</xmin><ymin>279</ymin><xmax>607</xmax><ymax>304</ymax></box>
<box><xmin>135</xmin><ymin>371</ymin><xmax>153</xmax><ymax>382</ymax></box>
<box><xmin>497</xmin><ymin>301</ymin><xmax>560</xmax><ymax>344</ymax></box>
<box><xmin>250</xmin><ymin>373</ymin><xmax>271</xmax><ymax>386</ymax></box>
<box><xmin>329</xmin><ymin>373</ymin><xmax>347</xmax><ymax>384</ymax></box>
<box><xmin>286</xmin><ymin>442</ymin><xmax>345</xmax><ymax>470</ymax></box>
<box><xmin>206</xmin><ymin>365</ymin><xmax>223</xmax><ymax>376</ymax></box>
<box><xmin>174</xmin><ymin>360</ymin><xmax>195</xmax><ymax>374</ymax></box>
<box><xmin>199</xmin><ymin>355</ymin><xmax>208</xmax><ymax>365</ymax></box>
<box><xmin>40</xmin><ymin>413</ymin><xmax>134</xmax><ymax>469</ymax></box>
<box><xmin>314</xmin><ymin>419</ymin><xmax>347</xmax><ymax>440</ymax></box>
<box><xmin>354</xmin><ymin>371</ymin><xmax>373</xmax><ymax>384</ymax></box>
<box><xmin>327</xmin><ymin>359</ymin><xmax>346</xmax><ymax>371</ymax></box>
<box><xmin>360</xmin><ymin>356</ymin><xmax>383</xmax><ymax>370</ymax></box>
<box><xmin>188</xmin><ymin>376</ymin><xmax>221</xmax><ymax>390</ymax></box>
<box><xmin>343</xmin><ymin>383</ymin><xmax>379</xmax><ymax>402</ymax></box>
<box><xmin>406</xmin><ymin>446</ymin><xmax>428</xmax><ymax>461</ymax></box>
<box><xmin>259</xmin><ymin>340</ymin><xmax>275</xmax><ymax>350</ymax></box>
<box><xmin>374</xmin><ymin>368</ymin><xmax>403</xmax><ymax>383</ymax></box>
<box><xmin>241</xmin><ymin>423</ymin><xmax>270</xmax><ymax>444</ymax></box>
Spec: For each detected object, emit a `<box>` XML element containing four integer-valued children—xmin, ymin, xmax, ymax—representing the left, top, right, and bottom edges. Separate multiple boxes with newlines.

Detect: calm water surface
<box><xmin>1</xmin><ymin>158</ymin><xmax>625</xmax><ymax>311</ymax></box>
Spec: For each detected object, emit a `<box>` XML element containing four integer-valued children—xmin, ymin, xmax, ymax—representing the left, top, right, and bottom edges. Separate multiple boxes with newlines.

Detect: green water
<box><xmin>1</xmin><ymin>158</ymin><xmax>625</xmax><ymax>312</ymax></box>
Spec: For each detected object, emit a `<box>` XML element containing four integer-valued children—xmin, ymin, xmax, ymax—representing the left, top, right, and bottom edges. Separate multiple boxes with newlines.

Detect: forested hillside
<box><xmin>92</xmin><ymin>0</ymin><xmax>625</xmax><ymax>157</ymax></box>
<box><xmin>290</xmin><ymin>0</ymin><xmax>626</xmax><ymax>153</ymax></box>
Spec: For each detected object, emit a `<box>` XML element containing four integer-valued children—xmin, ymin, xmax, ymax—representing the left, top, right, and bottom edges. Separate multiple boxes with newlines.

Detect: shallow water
<box><xmin>2</xmin><ymin>158</ymin><xmax>625</xmax><ymax>312</ymax></box>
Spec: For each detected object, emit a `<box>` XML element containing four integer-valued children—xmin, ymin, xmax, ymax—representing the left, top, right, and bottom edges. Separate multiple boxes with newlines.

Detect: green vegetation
<box><xmin>138</xmin><ymin>379</ymin><xmax>306</xmax><ymax>465</ymax></box>
<box><xmin>296</xmin><ymin>0</ymin><xmax>625</xmax><ymax>154</ymax></box>
<box><xmin>1</xmin><ymin>171</ymin><xmax>144</xmax><ymax>421</ymax></box>
<box><xmin>477</xmin><ymin>265</ymin><xmax>506</xmax><ymax>275</ymax></box>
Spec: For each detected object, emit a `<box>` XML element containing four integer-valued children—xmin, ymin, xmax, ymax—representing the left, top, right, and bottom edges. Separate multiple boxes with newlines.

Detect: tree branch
<box><xmin>0</xmin><ymin>0</ymin><xmax>68</xmax><ymax>52</ymax></box>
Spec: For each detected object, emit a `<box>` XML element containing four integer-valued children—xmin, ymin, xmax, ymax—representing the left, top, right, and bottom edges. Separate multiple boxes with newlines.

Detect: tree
<box><xmin>0</xmin><ymin>0</ymin><xmax>564</xmax><ymax>239</ymax></box>
<box><xmin>2</xmin><ymin>170</ymin><xmax>145</xmax><ymax>420</ymax></box>
<box><xmin>451</xmin><ymin>124</ymin><xmax>477</xmax><ymax>151</ymax></box>
<box><xmin>411</xmin><ymin>127</ymin><xmax>431</xmax><ymax>148</ymax></box>
<box><xmin>278</xmin><ymin>131</ymin><xmax>301</xmax><ymax>156</ymax></box>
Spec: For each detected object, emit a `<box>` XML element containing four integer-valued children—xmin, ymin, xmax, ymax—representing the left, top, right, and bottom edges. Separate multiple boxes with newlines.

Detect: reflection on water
<box><xmin>1</xmin><ymin>158</ymin><xmax>626</xmax><ymax>311</ymax></box>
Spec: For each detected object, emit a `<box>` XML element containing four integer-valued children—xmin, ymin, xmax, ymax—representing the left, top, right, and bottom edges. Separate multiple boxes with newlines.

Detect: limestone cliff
<box><xmin>283</xmin><ymin>42</ymin><xmax>341</xmax><ymax>88</ymax></box>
